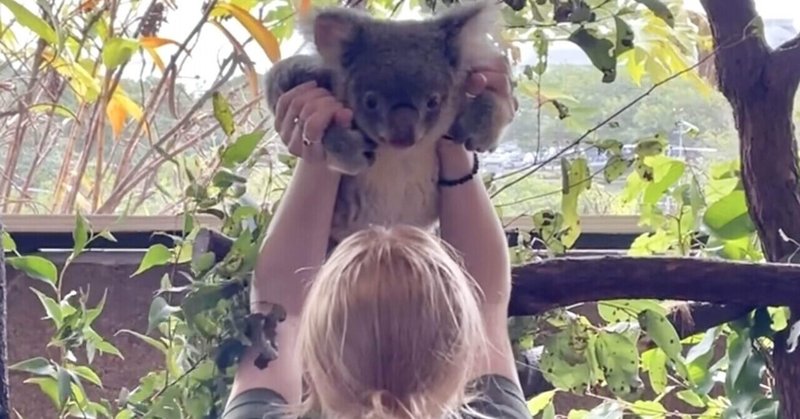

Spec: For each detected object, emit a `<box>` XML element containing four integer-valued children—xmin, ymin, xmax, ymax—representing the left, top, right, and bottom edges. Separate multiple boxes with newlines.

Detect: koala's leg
<box><xmin>321</xmin><ymin>125</ymin><xmax>378</xmax><ymax>176</ymax></box>
<box><xmin>447</xmin><ymin>92</ymin><xmax>506</xmax><ymax>153</ymax></box>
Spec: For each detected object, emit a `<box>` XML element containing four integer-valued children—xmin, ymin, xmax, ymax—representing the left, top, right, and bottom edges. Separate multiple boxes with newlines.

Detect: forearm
<box><xmin>253</xmin><ymin>158</ymin><xmax>341</xmax><ymax>315</ymax></box>
<box><xmin>438</xmin><ymin>144</ymin><xmax>511</xmax><ymax>304</ymax></box>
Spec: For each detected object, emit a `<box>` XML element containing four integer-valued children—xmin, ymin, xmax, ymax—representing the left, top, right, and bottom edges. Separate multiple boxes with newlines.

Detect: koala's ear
<box><xmin>298</xmin><ymin>8</ymin><xmax>364</xmax><ymax>65</ymax></box>
<box><xmin>436</xmin><ymin>1</ymin><xmax>501</xmax><ymax>68</ymax></box>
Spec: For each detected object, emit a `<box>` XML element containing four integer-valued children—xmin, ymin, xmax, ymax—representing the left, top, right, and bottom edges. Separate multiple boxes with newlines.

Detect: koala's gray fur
<box><xmin>265</xmin><ymin>1</ymin><xmax>511</xmax><ymax>244</ymax></box>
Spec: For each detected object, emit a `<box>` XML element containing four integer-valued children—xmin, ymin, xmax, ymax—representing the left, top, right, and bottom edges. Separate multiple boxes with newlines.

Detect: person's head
<box><xmin>295</xmin><ymin>225</ymin><xmax>489</xmax><ymax>418</ymax></box>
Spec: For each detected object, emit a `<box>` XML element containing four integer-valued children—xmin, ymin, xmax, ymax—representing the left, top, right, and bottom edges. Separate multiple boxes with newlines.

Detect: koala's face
<box><xmin>342</xmin><ymin>37</ymin><xmax>459</xmax><ymax>148</ymax></box>
<box><xmin>304</xmin><ymin>3</ymin><xmax>497</xmax><ymax>149</ymax></box>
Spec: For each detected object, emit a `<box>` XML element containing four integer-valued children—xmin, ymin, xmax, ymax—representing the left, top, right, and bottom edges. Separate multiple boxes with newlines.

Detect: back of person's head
<box><xmin>295</xmin><ymin>225</ymin><xmax>488</xmax><ymax>418</ymax></box>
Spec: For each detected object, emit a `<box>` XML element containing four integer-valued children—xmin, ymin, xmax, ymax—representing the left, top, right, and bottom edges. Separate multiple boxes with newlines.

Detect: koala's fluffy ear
<box><xmin>436</xmin><ymin>1</ymin><xmax>501</xmax><ymax>69</ymax></box>
<box><xmin>298</xmin><ymin>7</ymin><xmax>366</xmax><ymax>65</ymax></box>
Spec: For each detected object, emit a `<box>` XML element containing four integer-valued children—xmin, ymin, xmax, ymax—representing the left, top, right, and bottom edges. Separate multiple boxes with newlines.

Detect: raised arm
<box><xmin>437</xmin><ymin>56</ymin><xmax>520</xmax><ymax>385</ymax></box>
<box><xmin>228</xmin><ymin>81</ymin><xmax>352</xmax><ymax>406</ymax></box>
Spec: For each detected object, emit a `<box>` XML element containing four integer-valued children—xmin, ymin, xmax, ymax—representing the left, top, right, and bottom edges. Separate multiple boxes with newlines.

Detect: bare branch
<box><xmin>773</xmin><ymin>32</ymin><xmax>800</xmax><ymax>85</ymax></box>
<box><xmin>508</xmin><ymin>256</ymin><xmax>798</xmax><ymax>316</ymax></box>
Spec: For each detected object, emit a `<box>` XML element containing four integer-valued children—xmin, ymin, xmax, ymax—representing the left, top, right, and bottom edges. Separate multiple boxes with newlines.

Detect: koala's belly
<box><xmin>331</xmin><ymin>149</ymin><xmax>440</xmax><ymax>242</ymax></box>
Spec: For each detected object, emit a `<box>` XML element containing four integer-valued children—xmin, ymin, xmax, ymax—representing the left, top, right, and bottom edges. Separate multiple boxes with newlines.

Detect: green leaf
<box><xmin>116</xmin><ymin>329</ymin><xmax>168</xmax><ymax>354</ymax></box>
<box><xmin>594</xmin><ymin>331</ymin><xmax>643</xmax><ymax>400</ymax></box>
<box><xmin>539</xmin><ymin>323</ymin><xmax>596</xmax><ymax>394</ymax></box>
<box><xmin>629</xmin><ymin>400</ymin><xmax>666</xmax><ymax>418</ymax></box>
<box><xmin>1</xmin><ymin>230</ymin><xmax>16</xmax><ymax>253</ymax></box>
<box><xmin>221</xmin><ymin>131</ymin><xmax>266</xmax><ymax>168</ymax></box>
<box><xmin>147</xmin><ymin>296</ymin><xmax>181</xmax><ymax>334</ymax></box>
<box><xmin>686</xmin><ymin>327</ymin><xmax>718</xmax><ymax>363</ymax></box>
<box><xmin>568</xmin><ymin>28</ymin><xmax>617</xmax><ymax>83</ymax></box>
<box><xmin>212</xmin><ymin>168</ymin><xmax>248</xmax><ymax>188</ymax></box>
<box><xmin>132</xmin><ymin>244</ymin><xmax>173</xmax><ymax>277</ymax></box>
<box><xmin>24</xmin><ymin>377</ymin><xmax>61</xmax><ymax>409</ymax></box>
<box><xmin>613</xmin><ymin>16</ymin><xmax>634</xmax><ymax>57</ymax></box>
<box><xmin>70</xmin><ymin>365</ymin><xmax>103</xmax><ymax>387</ymax></box>
<box><xmin>641</xmin><ymin>348</ymin><xmax>667</xmax><ymax>394</ymax></box>
<box><xmin>102</xmin><ymin>37</ymin><xmax>140</xmax><ymax>70</ymax></box>
<box><xmin>29</xmin><ymin>288</ymin><xmax>63</xmax><ymax>327</ymax></box>
<box><xmin>634</xmin><ymin>136</ymin><xmax>667</xmax><ymax>157</ymax></box>
<box><xmin>10</xmin><ymin>357</ymin><xmax>56</xmax><ymax>377</ymax></box>
<box><xmin>7</xmin><ymin>256</ymin><xmax>58</xmax><ymax>290</ymax></box>
<box><xmin>542</xmin><ymin>403</ymin><xmax>555</xmax><ymax>419</ymax></box>
<box><xmin>72</xmin><ymin>211</ymin><xmax>90</xmax><ymax>256</ymax></box>
<box><xmin>0</xmin><ymin>0</ymin><xmax>58</xmax><ymax>44</ymax></box>
<box><xmin>598</xmin><ymin>299</ymin><xmax>666</xmax><ymax>323</ymax></box>
<box><xmin>56</xmin><ymin>366</ymin><xmax>72</xmax><ymax>407</ymax></box>
<box><xmin>561</xmin><ymin>157</ymin><xmax>591</xmax><ymax>248</ymax></box>
<box><xmin>643</xmin><ymin>157</ymin><xmax>685</xmax><ymax>204</ymax></box>
<box><xmin>638</xmin><ymin>309</ymin><xmax>682</xmax><ymax>362</ymax></box>
<box><xmin>676</xmin><ymin>389</ymin><xmax>706</xmax><ymax>408</ymax></box>
<box><xmin>634</xmin><ymin>159</ymin><xmax>654</xmax><ymax>182</ymax></box>
<box><xmin>603</xmin><ymin>155</ymin><xmax>631</xmax><ymax>183</ymax></box>
<box><xmin>527</xmin><ymin>389</ymin><xmax>556</xmax><ymax>415</ymax></box>
<box><xmin>703</xmin><ymin>190</ymin><xmax>756</xmax><ymax>240</ymax></box>
<box><xmin>633</xmin><ymin>0</ymin><xmax>675</xmax><ymax>27</ymax></box>
<box><xmin>213</xmin><ymin>91</ymin><xmax>235</xmax><ymax>137</ymax></box>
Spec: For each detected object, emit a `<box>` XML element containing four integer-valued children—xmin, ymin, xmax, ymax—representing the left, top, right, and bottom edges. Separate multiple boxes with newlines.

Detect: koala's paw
<box><xmin>322</xmin><ymin>125</ymin><xmax>378</xmax><ymax>176</ymax></box>
<box><xmin>448</xmin><ymin>94</ymin><xmax>504</xmax><ymax>153</ymax></box>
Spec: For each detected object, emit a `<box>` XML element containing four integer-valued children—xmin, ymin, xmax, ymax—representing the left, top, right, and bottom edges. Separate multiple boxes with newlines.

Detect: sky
<box><xmin>2</xmin><ymin>0</ymin><xmax>799</xmax><ymax>90</ymax></box>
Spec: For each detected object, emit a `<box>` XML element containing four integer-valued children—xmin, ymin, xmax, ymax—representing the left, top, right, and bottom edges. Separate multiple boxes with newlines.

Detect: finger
<box><xmin>274</xmin><ymin>81</ymin><xmax>317</xmax><ymax>131</ymax></box>
<box><xmin>303</xmin><ymin>101</ymin><xmax>347</xmax><ymax>144</ymax></box>
<box><xmin>287</xmin><ymin>121</ymin><xmax>304</xmax><ymax>157</ymax></box>
<box><xmin>280</xmin><ymin>88</ymin><xmax>330</xmax><ymax>134</ymax></box>
<box><xmin>465</xmin><ymin>72</ymin><xmax>488</xmax><ymax>96</ymax></box>
<box><xmin>334</xmin><ymin>108</ymin><xmax>354</xmax><ymax>127</ymax></box>
<box><xmin>298</xmin><ymin>93</ymin><xmax>339</xmax><ymax>122</ymax></box>
<box><xmin>480</xmin><ymin>70</ymin><xmax>512</xmax><ymax>97</ymax></box>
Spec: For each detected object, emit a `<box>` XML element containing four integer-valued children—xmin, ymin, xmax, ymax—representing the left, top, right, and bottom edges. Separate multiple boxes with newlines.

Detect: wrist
<box><xmin>438</xmin><ymin>143</ymin><xmax>479</xmax><ymax>187</ymax></box>
<box><xmin>437</xmin><ymin>140</ymin><xmax>474</xmax><ymax>179</ymax></box>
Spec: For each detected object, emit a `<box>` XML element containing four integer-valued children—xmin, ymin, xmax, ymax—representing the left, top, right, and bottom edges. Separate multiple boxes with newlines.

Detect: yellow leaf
<box><xmin>106</xmin><ymin>99</ymin><xmax>127</xmax><ymax>139</ymax></box>
<box><xmin>139</xmin><ymin>36</ymin><xmax>180</xmax><ymax>49</ymax></box>
<box><xmin>79</xmin><ymin>0</ymin><xmax>99</xmax><ymax>12</ymax></box>
<box><xmin>41</xmin><ymin>49</ymin><xmax>101</xmax><ymax>103</ymax></box>
<box><xmin>142</xmin><ymin>46</ymin><xmax>165</xmax><ymax>72</ymax></box>
<box><xmin>212</xmin><ymin>3</ymin><xmax>281</xmax><ymax>63</ymax></box>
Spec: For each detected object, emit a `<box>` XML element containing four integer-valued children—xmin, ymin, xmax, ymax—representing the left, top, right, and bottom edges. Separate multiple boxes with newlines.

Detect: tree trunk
<box><xmin>0</xmin><ymin>222</ymin><xmax>9</xmax><ymax>419</ymax></box>
<box><xmin>700</xmin><ymin>0</ymin><xmax>800</xmax><ymax>416</ymax></box>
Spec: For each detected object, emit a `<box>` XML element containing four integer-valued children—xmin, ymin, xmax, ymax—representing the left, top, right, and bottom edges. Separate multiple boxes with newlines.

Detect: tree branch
<box><xmin>773</xmin><ymin>32</ymin><xmax>800</xmax><ymax>85</ymax></box>
<box><xmin>508</xmin><ymin>256</ymin><xmax>797</xmax><ymax>316</ymax></box>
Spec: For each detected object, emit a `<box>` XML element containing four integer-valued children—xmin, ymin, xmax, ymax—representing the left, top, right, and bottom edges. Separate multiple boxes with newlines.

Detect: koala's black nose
<box><xmin>387</xmin><ymin>105</ymin><xmax>419</xmax><ymax>148</ymax></box>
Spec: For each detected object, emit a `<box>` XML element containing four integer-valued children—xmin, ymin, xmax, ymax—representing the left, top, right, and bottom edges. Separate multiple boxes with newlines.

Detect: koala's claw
<box><xmin>448</xmin><ymin>93</ymin><xmax>502</xmax><ymax>154</ymax></box>
<box><xmin>322</xmin><ymin>126</ymin><xmax>377</xmax><ymax>176</ymax></box>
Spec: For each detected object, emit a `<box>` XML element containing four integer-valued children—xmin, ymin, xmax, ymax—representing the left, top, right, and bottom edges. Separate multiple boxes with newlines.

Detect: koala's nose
<box><xmin>387</xmin><ymin>105</ymin><xmax>419</xmax><ymax>148</ymax></box>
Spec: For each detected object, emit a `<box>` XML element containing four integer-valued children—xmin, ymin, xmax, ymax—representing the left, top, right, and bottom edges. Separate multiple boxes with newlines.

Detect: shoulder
<box><xmin>462</xmin><ymin>374</ymin><xmax>530</xmax><ymax>419</ymax></box>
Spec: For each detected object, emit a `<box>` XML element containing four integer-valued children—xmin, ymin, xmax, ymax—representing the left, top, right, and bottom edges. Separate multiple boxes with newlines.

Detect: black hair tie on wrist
<box><xmin>438</xmin><ymin>152</ymin><xmax>479</xmax><ymax>187</ymax></box>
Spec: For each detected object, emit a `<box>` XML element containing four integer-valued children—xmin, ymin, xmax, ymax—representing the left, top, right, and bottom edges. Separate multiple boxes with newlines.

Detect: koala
<box><xmin>265</xmin><ymin>1</ymin><xmax>512</xmax><ymax>245</ymax></box>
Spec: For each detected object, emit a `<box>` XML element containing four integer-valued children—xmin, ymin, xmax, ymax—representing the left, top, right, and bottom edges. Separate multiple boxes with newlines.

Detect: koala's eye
<box><xmin>426</xmin><ymin>94</ymin><xmax>442</xmax><ymax>110</ymax></box>
<box><xmin>363</xmin><ymin>92</ymin><xmax>379</xmax><ymax>110</ymax></box>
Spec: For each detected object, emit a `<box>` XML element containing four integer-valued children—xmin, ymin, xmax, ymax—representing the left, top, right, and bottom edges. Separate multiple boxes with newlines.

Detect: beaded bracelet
<box><xmin>438</xmin><ymin>152</ymin><xmax>479</xmax><ymax>187</ymax></box>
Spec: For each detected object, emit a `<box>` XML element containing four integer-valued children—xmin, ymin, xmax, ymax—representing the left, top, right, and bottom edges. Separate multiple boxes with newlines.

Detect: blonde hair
<box><xmin>294</xmin><ymin>225</ymin><xmax>489</xmax><ymax>419</ymax></box>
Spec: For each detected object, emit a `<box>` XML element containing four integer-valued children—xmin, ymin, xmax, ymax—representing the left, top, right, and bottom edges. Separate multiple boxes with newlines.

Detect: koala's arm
<box><xmin>264</xmin><ymin>55</ymin><xmax>333</xmax><ymax>113</ymax></box>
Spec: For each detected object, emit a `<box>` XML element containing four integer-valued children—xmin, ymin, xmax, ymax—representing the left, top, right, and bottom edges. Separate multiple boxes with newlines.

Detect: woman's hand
<box><xmin>438</xmin><ymin>55</ymin><xmax>518</xmax><ymax>169</ymax></box>
<box><xmin>273</xmin><ymin>80</ymin><xmax>353</xmax><ymax>162</ymax></box>
<box><xmin>465</xmin><ymin>55</ymin><xmax>518</xmax><ymax>126</ymax></box>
